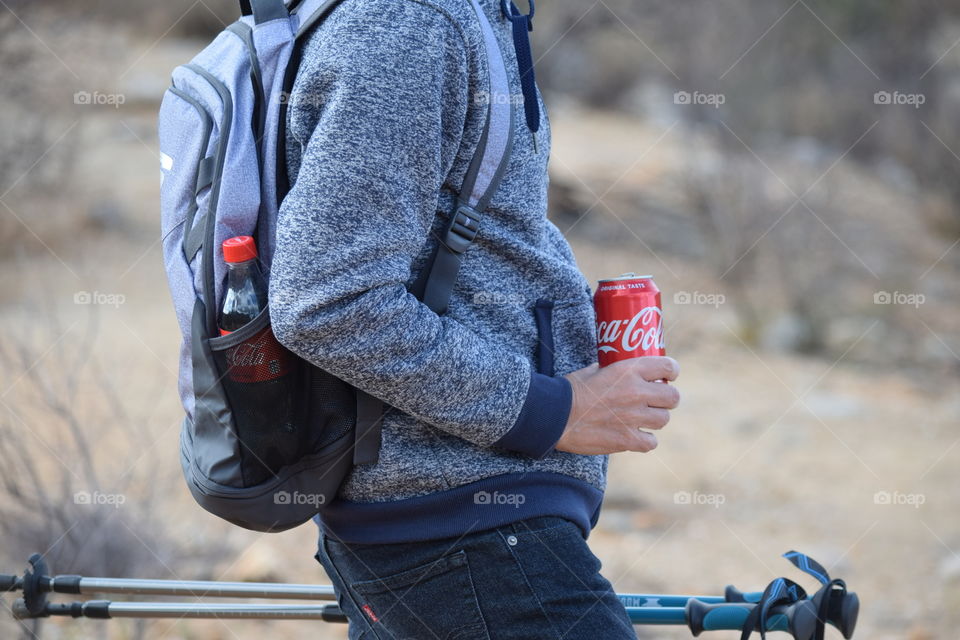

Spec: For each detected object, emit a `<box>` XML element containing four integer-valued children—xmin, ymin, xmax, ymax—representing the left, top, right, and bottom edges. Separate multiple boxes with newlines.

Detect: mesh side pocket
<box><xmin>302</xmin><ymin>365</ymin><xmax>356</xmax><ymax>452</ymax></box>
<box><xmin>211</xmin><ymin>323</ymin><xmax>301</xmax><ymax>486</ymax></box>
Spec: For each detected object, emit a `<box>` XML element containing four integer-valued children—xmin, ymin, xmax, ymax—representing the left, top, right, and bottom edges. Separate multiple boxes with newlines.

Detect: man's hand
<box><xmin>555</xmin><ymin>356</ymin><xmax>680</xmax><ymax>456</ymax></box>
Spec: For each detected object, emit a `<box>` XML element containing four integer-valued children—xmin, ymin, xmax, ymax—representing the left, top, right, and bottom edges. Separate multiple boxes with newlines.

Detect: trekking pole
<box><xmin>0</xmin><ymin>557</ymin><xmax>754</xmax><ymax>605</ymax></box>
<box><xmin>2</xmin><ymin>551</ymin><xmax>858</xmax><ymax>638</ymax></box>
<box><xmin>3</xmin><ymin>573</ymin><xmax>338</xmax><ymax>600</ymax></box>
<box><xmin>10</xmin><ymin>600</ymin><xmax>348</xmax><ymax>621</ymax></box>
<box><xmin>0</xmin><ymin>572</ymin><xmax>856</xmax><ymax>635</ymax></box>
<box><xmin>9</xmin><ymin>597</ymin><xmax>819</xmax><ymax>637</ymax></box>
<box><xmin>0</xmin><ymin>565</ymin><xmax>833</xmax><ymax>608</ymax></box>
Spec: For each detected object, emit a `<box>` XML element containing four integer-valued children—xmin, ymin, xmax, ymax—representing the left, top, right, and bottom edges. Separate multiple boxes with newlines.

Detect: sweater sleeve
<box><xmin>269</xmin><ymin>0</ymin><xmax>570</xmax><ymax>458</ymax></box>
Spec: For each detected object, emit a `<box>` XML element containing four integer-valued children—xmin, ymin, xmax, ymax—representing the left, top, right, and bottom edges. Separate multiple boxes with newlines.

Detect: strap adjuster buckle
<box><xmin>444</xmin><ymin>205</ymin><xmax>481</xmax><ymax>254</ymax></box>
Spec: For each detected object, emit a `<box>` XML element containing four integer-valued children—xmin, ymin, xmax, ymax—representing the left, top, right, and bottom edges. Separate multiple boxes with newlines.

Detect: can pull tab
<box><xmin>619</xmin><ymin>272</ymin><xmax>636</xmax><ymax>278</ymax></box>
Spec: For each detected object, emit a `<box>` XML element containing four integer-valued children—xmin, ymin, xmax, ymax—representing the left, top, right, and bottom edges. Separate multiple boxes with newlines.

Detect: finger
<box><xmin>628</xmin><ymin>428</ymin><xmax>658</xmax><ymax>453</ymax></box>
<box><xmin>659</xmin><ymin>357</ymin><xmax>680</xmax><ymax>381</ymax></box>
<box><xmin>636</xmin><ymin>407</ymin><xmax>671</xmax><ymax>431</ymax></box>
<box><xmin>629</xmin><ymin>356</ymin><xmax>679</xmax><ymax>382</ymax></box>
<box><xmin>639</xmin><ymin>381</ymin><xmax>681</xmax><ymax>409</ymax></box>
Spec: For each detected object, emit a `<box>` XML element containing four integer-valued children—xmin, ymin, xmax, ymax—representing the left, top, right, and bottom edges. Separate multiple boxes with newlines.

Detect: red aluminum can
<box><xmin>594</xmin><ymin>273</ymin><xmax>665</xmax><ymax>367</ymax></box>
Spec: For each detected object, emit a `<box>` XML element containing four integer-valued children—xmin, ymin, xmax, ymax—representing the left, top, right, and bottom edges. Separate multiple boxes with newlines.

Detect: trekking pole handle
<box><xmin>724</xmin><ymin>585</ymin><xmax>761</xmax><ymax>603</ymax></box>
<box><xmin>727</xmin><ymin>584</ymin><xmax>859</xmax><ymax>639</ymax></box>
<box><xmin>686</xmin><ymin>599</ymin><xmax>818</xmax><ymax>639</ymax></box>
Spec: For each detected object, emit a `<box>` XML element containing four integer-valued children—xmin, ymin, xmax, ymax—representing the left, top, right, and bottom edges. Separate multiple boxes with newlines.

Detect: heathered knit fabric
<box><xmin>269</xmin><ymin>0</ymin><xmax>609</xmax><ymax>541</ymax></box>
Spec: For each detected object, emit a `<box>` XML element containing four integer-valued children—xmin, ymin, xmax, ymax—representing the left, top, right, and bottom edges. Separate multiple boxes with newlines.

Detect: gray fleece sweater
<box><xmin>269</xmin><ymin>0</ymin><xmax>608</xmax><ymax>544</ymax></box>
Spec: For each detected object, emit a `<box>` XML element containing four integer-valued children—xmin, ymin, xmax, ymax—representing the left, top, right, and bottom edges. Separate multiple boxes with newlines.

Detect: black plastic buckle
<box><xmin>444</xmin><ymin>205</ymin><xmax>481</xmax><ymax>254</ymax></box>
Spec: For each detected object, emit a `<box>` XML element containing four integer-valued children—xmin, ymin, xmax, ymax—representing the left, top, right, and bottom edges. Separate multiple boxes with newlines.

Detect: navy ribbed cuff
<box><xmin>492</xmin><ymin>371</ymin><xmax>572</xmax><ymax>459</ymax></box>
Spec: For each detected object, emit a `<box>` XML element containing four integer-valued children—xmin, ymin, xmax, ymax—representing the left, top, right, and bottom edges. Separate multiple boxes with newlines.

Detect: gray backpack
<box><xmin>159</xmin><ymin>0</ymin><xmax>514</xmax><ymax>531</ymax></box>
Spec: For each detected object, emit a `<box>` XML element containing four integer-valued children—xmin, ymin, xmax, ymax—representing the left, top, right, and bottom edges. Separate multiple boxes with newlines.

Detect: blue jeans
<box><xmin>314</xmin><ymin>516</ymin><xmax>635</xmax><ymax>639</ymax></box>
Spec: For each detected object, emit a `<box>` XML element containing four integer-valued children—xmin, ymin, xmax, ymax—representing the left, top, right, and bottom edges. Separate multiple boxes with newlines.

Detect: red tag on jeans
<box><xmin>362</xmin><ymin>604</ymin><xmax>379</xmax><ymax>622</ymax></box>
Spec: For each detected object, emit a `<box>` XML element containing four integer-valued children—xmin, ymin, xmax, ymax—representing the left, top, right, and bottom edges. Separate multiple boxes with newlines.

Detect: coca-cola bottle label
<box><xmin>223</xmin><ymin>326</ymin><xmax>292</xmax><ymax>384</ymax></box>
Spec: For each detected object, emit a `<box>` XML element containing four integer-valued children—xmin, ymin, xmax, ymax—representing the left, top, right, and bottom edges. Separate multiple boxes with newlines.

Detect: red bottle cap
<box><xmin>222</xmin><ymin>236</ymin><xmax>258</xmax><ymax>263</ymax></box>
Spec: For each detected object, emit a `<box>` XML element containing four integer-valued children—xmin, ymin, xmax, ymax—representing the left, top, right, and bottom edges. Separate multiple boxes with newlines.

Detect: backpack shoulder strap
<box><xmin>418</xmin><ymin>0</ymin><xmax>516</xmax><ymax>315</ymax></box>
<box><xmin>294</xmin><ymin>0</ymin><xmax>347</xmax><ymax>38</ymax></box>
<box><xmin>239</xmin><ymin>0</ymin><xmax>289</xmax><ymax>24</ymax></box>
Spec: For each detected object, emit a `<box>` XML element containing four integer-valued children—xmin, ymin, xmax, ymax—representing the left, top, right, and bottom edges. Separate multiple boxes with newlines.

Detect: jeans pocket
<box><xmin>510</xmin><ymin>516</ymin><xmax>580</xmax><ymax>543</ymax></box>
<box><xmin>506</xmin><ymin>521</ymin><xmax>633</xmax><ymax>638</ymax></box>
<box><xmin>349</xmin><ymin>550</ymin><xmax>490</xmax><ymax>640</ymax></box>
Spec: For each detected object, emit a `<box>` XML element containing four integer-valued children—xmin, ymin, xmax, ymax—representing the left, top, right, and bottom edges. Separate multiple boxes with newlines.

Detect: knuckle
<box><xmin>667</xmin><ymin>386</ymin><xmax>681</xmax><ymax>408</ymax></box>
<box><xmin>646</xmin><ymin>409</ymin><xmax>670</xmax><ymax>430</ymax></box>
<box><xmin>662</xmin><ymin>357</ymin><xmax>679</xmax><ymax>379</ymax></box>
<box><xmin>657</xmin><ymin>409</ymin><xmax>672</xmax><ymax>428</ymax></box>
<box><xmin>635</xmin><ymin>432</ymin><xmax>658</xmax><ymax>452</ymax></box>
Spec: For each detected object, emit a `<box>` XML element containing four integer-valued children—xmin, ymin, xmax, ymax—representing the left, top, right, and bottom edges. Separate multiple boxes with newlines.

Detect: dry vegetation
<box><xmin>0</xmin><ymin>1</ymin><xmax>958</xmax><ymax>638</ymax></box>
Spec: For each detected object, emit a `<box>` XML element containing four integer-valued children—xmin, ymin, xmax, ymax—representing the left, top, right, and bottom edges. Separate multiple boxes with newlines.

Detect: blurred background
<box><xmin>1</xmin><ymin>0</ymin><xmax>958</xmax><ymax>638</ymax></box>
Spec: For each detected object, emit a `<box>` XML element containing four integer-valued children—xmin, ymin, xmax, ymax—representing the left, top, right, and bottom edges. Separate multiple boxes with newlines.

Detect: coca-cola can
<box><xmin>594</xmin><ymin>273</ymin><xmax>665</xmax><ymax>367</ymax></box>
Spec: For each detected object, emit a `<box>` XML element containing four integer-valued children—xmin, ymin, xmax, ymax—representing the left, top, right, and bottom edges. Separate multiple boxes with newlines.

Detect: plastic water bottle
<box><xmin>218</xmin><ymin>235</ymin><xmax>297</xmax><ymax>482</ymax></box>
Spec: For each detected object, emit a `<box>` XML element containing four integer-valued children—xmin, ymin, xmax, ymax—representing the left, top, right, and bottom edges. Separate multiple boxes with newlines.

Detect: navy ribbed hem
<box><xmin>316</xmin><ymin>472</ymin><xmax>603</xmax><ymax>544</ymax></box>
<box><xmin>492</xmin><ymin>372</ymin><xmax>572</xmax><ymax>459</ymax></box>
